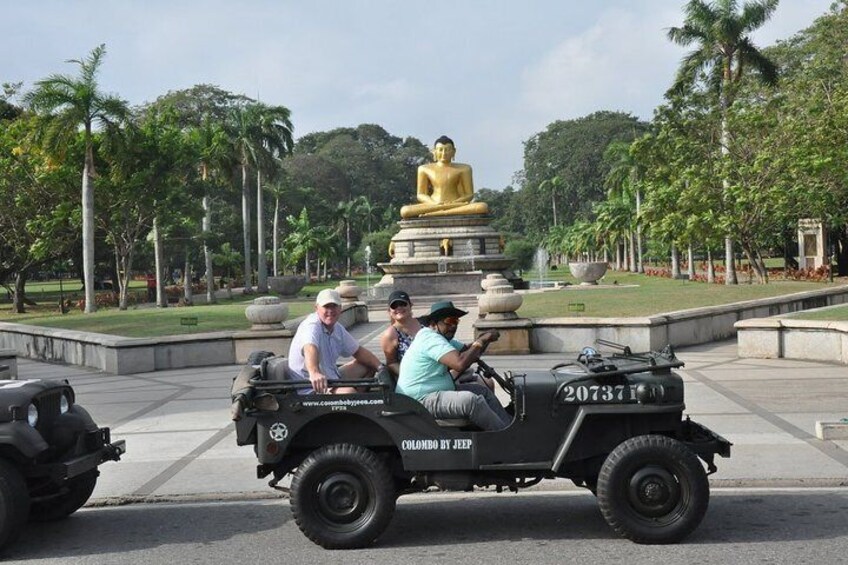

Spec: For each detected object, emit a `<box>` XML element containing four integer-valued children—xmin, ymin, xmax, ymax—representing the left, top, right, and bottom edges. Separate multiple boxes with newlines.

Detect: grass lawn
<box><xmin>785</xmin><ymin>304</ymin><xmax>848</xmax><ymax>321</ymax></box>
<box><xmin>516</xmin><ymin>272</ymin><xmax>840</xmax><ymax>318</ymax></box>
<box><xmin>0</xmin><ymin>295</ymin><xmax>315</xmax><ymax>338</ymax></box>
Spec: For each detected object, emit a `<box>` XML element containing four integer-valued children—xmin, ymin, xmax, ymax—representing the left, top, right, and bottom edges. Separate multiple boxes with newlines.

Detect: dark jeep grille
<box><xmin>34</xmin><ymin>389</ymin><xmax>62</xmax><ymax>434</ymax></box>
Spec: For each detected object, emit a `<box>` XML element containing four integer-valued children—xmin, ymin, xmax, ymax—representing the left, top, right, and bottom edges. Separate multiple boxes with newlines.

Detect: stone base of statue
<box><xmin>375</xmin><ymin>215</ymin><xmax>517</xmax><ymax>297</ymax></box>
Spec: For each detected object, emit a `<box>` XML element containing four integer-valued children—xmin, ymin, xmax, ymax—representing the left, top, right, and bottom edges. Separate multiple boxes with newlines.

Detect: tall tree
<box><xmin>227</xmin><ymin>102</ymin><xmax>293</xmax><ymax>293</ymax></box>
<box><xmin>24</xmin><ymin>44</ymin><xmax>129</xmax><ymax>312</ymax></box>
<box><xmin>667</xmin><ymin>0</ymin><xmax>779</xmax><ymax>284</ymax></box>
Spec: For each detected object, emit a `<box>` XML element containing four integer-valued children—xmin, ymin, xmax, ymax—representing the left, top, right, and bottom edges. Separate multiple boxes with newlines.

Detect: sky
<box><xmin>2</xmin><ymin>1</ymin><xmax>836</xmax><ymax>190</ymax></box>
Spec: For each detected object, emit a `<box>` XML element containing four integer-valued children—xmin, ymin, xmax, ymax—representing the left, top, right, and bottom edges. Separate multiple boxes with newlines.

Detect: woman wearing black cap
<box><xmin>379</xmin><ymin>290</ymin><xmax>422</xmax><ymax>379</ymax></box>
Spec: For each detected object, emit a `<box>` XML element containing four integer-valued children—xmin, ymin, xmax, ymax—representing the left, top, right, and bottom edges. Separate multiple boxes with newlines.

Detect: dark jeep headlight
<box><xmin>27</xmin><ymin>403</ymin><xmax>39</xmax><ymax>427</ymax></box>
<box><xmin>60</xmin><ymin>392</ymin><xmax>71</xmax><ymax>414</ymax></box>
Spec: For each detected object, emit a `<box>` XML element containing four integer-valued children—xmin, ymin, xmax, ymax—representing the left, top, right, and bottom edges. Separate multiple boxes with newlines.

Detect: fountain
<box><xmin>365</xmin><ymin>245</ymin><xmax>372</xmax><ymax>298</ymax></box>
<box><xmin>532</xmin><ymin>247</ymin><xmax>549</xmax><ymax>289</ymax></box>
<box><xmin>465</xmin><ymin>239</ymin><xmax>476</xmax><ymax>271</ymax></box>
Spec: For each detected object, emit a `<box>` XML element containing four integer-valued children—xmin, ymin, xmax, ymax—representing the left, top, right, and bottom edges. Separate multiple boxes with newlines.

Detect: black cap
<box><xmin>387</xmin><ymin>290</ymin><xmax>411</xmax><ymax>306</ymax></box>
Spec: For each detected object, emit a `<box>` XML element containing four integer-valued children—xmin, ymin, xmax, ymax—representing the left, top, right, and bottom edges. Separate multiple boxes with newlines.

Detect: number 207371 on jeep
<box><xmin>231</xmin><ymin>344</ymin><xmax>731</xmax><ymax>549</ymax></box>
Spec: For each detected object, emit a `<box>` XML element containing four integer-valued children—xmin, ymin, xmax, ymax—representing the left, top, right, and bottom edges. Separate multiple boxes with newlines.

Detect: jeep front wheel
<box><xmin>290</xmin><ymin>444</ymin><xmax>396</xmax><ymax>549</ymax></box>
<box><xmin>30</xmin><ymin>470</ymin><xmax>99</xmax><ymax>522</ymax></box>
<box><xmin>0</xmin><ymin>460</ymin><xmax>29</xmax><ymax>549</ymax></box>
<box><xmin>596</xmin><ymin>435</ymin><xmax>709</xmax><ymax>544</ymax></box>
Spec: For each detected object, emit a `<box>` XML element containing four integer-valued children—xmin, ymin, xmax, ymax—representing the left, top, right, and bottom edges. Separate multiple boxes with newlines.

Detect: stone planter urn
<box><xmin>336</xmin><ymin>280</ymin><xmax>363</xmax><ymax>302</ymax></box>
<box><xmin>568</xmin><ymin>261</ymin><xmax>608</xmax><ymax>285</ymax></box>
<box><xmin>478</xmin><ymin>283</ymin><xmax>523</xmax><ymax>320</ymax></box>
<box><xmin>268</xmin><ymin>275</ymin><xmax>307</xmax><ymax>297</ymax></box>
<box><xmin>245</xmin><ymin>296</ymin><xmax>288</xmax><ymax>330</ymax></box>
<box><xmin>481</xmin><ymin>273</ymin><xmax>509</xmax><ymax>292</ymax></box>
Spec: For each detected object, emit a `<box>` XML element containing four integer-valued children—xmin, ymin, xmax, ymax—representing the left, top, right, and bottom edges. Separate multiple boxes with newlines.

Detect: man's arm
<box><xmin>352</xmin><ymin>346</ymin><xmax>382</xmax><ymax>373</ymax></box>
<box><xmin>438</xmin><ymin>330</ymin><xmax>499</xmax><ymax>373</ymax></box>
<box><xmin>302</xmin><ymin>343</ymin><xmax>330</xmax><ymax>394</ymax></box>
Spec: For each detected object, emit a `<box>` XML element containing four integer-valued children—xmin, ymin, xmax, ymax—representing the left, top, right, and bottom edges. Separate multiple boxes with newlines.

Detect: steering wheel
<box><xmin>475</xmin><ymin>359</ymin><xmax>513</xmax><ymax>395</ymax></box>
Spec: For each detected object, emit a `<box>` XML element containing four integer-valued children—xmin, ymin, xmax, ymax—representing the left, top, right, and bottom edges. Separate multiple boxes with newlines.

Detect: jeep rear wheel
<box><xmin>597</xmin><ymin>435</ymin><xmax>709</xmax><ymax>544</ymax></box>
<box><xmin>30</xmin><ymin>470</ymin><xmax>98</xmax><ymax>522</ymax></box>
<box><xmin>0</xmin><ymin>460</ymin><xmax>29</xmax><ymax>549</ymax></box>
<box><xmin>290</xmin><ymin>444</ymin><xmax>396</xmax><ymax>549</ymax></box>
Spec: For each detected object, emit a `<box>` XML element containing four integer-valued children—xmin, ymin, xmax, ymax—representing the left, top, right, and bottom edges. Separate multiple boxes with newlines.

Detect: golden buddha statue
<box><xmin>400</xmin><ymin>136</ymin><xmax>489</xmax><ymax>219</ymax></box>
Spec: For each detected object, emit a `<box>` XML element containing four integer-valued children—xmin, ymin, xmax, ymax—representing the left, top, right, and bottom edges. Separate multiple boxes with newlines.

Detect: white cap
<box><xmin>315</xmin><ymin>289</ymin><xmax>342</xmax><ymax>307</ymax></box>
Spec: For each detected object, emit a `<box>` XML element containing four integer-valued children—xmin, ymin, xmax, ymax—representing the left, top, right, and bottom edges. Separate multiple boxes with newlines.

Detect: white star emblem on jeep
<box><xmin>269</xmin><ymin>422</ymin><xmax>289</xmax><ymax>442</ymax></box>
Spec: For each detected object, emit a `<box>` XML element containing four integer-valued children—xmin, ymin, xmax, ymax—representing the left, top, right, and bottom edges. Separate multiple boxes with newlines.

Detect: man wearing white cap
<box><xmin>288</xmin><ymin>289</ymin><xmax>382</xmax><ymax>394</ymax></box>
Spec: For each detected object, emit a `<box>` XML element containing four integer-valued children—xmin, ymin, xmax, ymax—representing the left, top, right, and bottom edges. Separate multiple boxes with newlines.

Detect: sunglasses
<box><xmin>389</xmin><ymin>301</ymin><xmax>409</xmax><ymax>310</ymax></box>
<box><xmin>441</xmin><ymin>316</ymin><xmax>460</xmax><ymax>327</ymax></box>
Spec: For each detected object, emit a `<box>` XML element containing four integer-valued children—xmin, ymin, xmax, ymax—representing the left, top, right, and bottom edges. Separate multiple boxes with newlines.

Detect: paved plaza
<box><xmin>17</xmin><ymin>304</ymin><xmax>848</xmax><ymax>504</ymax></box>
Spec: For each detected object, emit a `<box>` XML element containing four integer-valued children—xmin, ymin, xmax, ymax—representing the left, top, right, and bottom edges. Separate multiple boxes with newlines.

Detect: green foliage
<box><xmin>503</xmin><ymin>238</ymin><xmax>536</xmax><ymax>273</ymax></box>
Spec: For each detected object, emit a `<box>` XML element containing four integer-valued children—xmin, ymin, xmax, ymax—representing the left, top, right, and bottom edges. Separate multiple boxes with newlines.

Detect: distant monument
<box><xmin>376</xmin><ymin>136</ymin><xmax>517</xmax><ymax>297</ymax></box>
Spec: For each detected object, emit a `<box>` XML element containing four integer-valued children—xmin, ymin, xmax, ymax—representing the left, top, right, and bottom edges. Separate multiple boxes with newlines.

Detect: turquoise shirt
<box><xmin>396</xmin><ymin>327</ymin><xmax>463</xmax><ymax>401</ymax></box>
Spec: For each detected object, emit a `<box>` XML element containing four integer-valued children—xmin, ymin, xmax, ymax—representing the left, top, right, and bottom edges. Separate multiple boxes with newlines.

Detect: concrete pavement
<box><xmin>16</xmin><ymin>304</ymin><xmax>848</xmax><ymax>504</ymax></box>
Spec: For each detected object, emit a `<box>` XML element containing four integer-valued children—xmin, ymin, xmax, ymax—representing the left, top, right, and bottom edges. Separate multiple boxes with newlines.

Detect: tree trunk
<box><xmin>636</xmin><ymin>189</ymin><xmax>644</xmax><ymax>273</ymax></box>
<box><xmin>153</xmin><ymin>216</ymin><xmax>167</xmax><ymax>308</ymax></box>
<box><xmin>13</xmin><ymin>272</ymin><xmax>26</xmax><ymax>314</ymax></box>
<box><xmin>687</xmin><ymin>244</ymin><xmax>695</xmax><ymax>279</ymax></box>
<box><xmin>628</xmin><ymin>230</ymin><xmax>637</xmax><ymax>273</ymax></box>
<box><xmin>241</xmin><ymin>165</ymin><xmax>253</xmax><ymax>293</ymax></box>
<box><xmin>273</xmin><ymin>196</ymin><xmax>280</xmax><ymax>277</ymax></box>
<box><xmin>707</xmin><ymin>249</ymin><xmax>715</xmax><ymax>283</ymax></box>
<box><xmin>256</xmin><ymin>169</ymin><xmax>267</xmax><ymax>293</ymax></box>
<box><xmin>671</xmin><ymin>246</ymin><xmax>681</xmax><ymax>278</ymax></box>
<box><xmin>203</xmin><ymin>195</ymin><xmax>216</xmax><ymax>304</ymax></box>
<box><xmin>304</xmin><ymin>251</ymin><xmax>310</xmax><ymax>281</ymax></box>
<box><xmin>615</xmin><ymin>239</ymin><xmax>622</xmax><ymax>271</ymax></box>
<box><xmin>184</xmin><ymin>248</ymin><xmax>193</xmax><ymax>304</ymax></box>
<box><xmin>724</xmin><ymin>237</ymin><xmax>738</xmax><ymax>285</ymax></box>
<box><xmin>82</xmin><ymin>148</ymin><xmax>97</xmax><ymax>313</ymax></box>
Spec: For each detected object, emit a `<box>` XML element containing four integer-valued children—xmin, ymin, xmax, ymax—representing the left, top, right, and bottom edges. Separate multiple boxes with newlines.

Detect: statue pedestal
<box><xmin>376</xmin><ymin>215</ymin><xmax>517</xmax><ymax>297</ymax></box>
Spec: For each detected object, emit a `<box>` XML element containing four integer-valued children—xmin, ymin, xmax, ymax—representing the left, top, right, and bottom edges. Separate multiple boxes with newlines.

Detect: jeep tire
<box><xmin>30</xmin><ymin>470</ymin><xmax>99</xmax><ymax>522</ymax></box>
<box><xmin>0</xmin><ymin>460</ymin><xmax>29</xmax><ymax>549</ymax></box>
<box><xmin>290</xmin><ymin>444</ymin><xmax>396</xmax><ymax>549</ymax></box>
<box><xmin>597</xmin><ymin>434</ymin><xmax>709</xmax><ymax>544</ymax></box>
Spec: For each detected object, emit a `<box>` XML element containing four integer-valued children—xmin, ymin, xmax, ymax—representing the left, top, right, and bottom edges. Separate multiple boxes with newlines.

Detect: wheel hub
<box><xmin>627</xmin><ymin>465</ymin><xmax>681</xmax><ymax>517</ymax></box>
<box><xmin>316</xmin><ymin>472</ymin><xmax>367</xmax><ymax>524</ymax></box>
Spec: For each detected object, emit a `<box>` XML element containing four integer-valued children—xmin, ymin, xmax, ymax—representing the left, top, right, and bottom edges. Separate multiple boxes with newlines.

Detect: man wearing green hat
<box><xmin>396</xmin><ymin>300</ymin><xmax>511</xmax><ymax>431</ymax></box>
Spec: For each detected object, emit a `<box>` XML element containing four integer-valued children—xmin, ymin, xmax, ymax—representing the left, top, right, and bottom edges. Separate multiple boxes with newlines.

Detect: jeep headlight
<box><xmin>27</xmin><ymin>403</ymin><xmax>39</xmax><ymax>427</ymax></box>
<box><xmin>60</xmin><ymin>392</ymin><xmax>71</xmax><ymax>414</ymax></box>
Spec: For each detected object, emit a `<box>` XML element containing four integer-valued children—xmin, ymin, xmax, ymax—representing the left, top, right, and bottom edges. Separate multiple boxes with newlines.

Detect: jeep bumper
<box><xmin>45</xmin><ymin>427</ymin><xmax>126</xmax><ymax>481</ymax></box>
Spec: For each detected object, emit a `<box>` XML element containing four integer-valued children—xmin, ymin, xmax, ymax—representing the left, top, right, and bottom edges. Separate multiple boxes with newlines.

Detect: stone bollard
<box><xmin>336</xmin><ymin>279</ymin><xmax>363</xmax><ymax>303</ymax></box>
<box><xmin>480</xmin><ymin>273</ymin><xmax>509</xmax><ymax>292</ymax></box>
<box><xmin>244</xmin><ymin>296</ymin><xmax>288</xmax><ymax>330</ymax></box>
<box><xmin>478</xmin><ymin>283</ymin><xmax>523</xmax><ymax>320</ymax></box>
<box><xmin>474</xmin><ymin>282</ymin><xmax>531</xmax><ymax>354</ymax></box>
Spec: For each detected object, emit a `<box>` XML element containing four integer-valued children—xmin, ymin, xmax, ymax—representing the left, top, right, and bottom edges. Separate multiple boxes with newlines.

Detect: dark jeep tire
<box><xmin>597</xmin><ymin>435</ymin><xmax>709</xmax><ymax>544</ymax></box>
<box><xmin>0</xmin><ymin>460</ymin><xmax>30</xmax><ymax>549</ymax></box>
<box><xmin>30</xmin><ymin>470</ymin><xmax>98</xmax><ymax>522</ymax></box>
<box><xmin>290</xmin><ymin>444</ymin><xmax>396</xmax><ymax>549</ymax></box>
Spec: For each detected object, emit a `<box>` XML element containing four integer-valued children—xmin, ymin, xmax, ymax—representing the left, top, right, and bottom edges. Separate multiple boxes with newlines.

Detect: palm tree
<box><xmin>667</xmin><ymin>0</ymin><xmax>779</xmax><ymax>285</ymax></box>
<box><xmin>538</xmin><ymin>176</ymin><xmax>564</xmax><ymax>227</ymax></box>
<box><xmin>189</xmin><ymin>116</ymin><xmax>231</xmax><ymax>304</ymax></box>
<box><xmin>604</xmin><ymin>140</ymin><xmax>644</xmax><ymax>272</ymax></box>
<box><xmin>24</xmin><ymin>44</ymin><xmax>129</xmax><ymax>312</ymax></box>
<box><xmin>228</xmin><ymin>102</ymin><xmax>292</xmax><ymax>293</ymax></box>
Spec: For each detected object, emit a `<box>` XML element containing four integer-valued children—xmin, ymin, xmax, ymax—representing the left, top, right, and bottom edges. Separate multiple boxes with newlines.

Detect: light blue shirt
<box><xmin>396</xmin><ymin>327</ymin><xmax>463</xmax><ymax>401</ymax></box>
<box><xmin>288</xmin><ymin>313</ymin><xmax>359</xmax><ymax>394</ymax></box>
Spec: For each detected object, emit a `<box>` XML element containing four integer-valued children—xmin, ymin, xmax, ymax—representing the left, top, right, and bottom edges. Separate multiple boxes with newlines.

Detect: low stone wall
<box><xmin>736</xmin><ymin>310</ymin><xmax>848</xmax><ymax>364</ymax></box>
<box><xmin>531</xmin><ymin>286</ymin><xmax>848</xmax><ymax>354</ymax></box>
<box><xmin>0</xmin><ymin>302</ymin><xmax>367</xmax><ymax>375</ymax></box>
